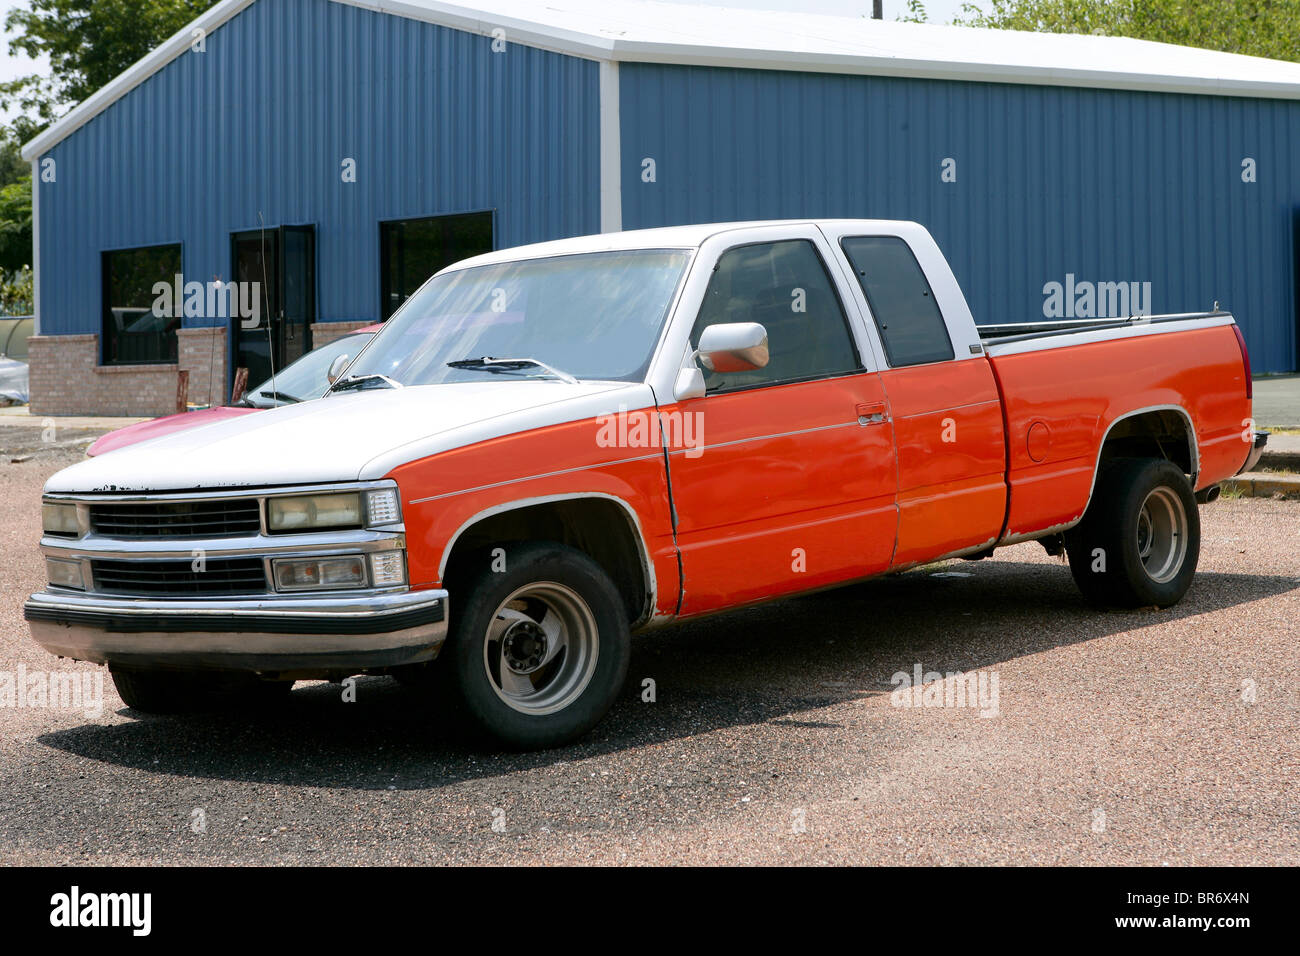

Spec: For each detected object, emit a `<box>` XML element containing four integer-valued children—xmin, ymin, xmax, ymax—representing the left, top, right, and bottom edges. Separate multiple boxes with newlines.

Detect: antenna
<box><xmin>258</xmin><ymin>212</ymin><xmax>276</xmax><ymax>399</ymax></box>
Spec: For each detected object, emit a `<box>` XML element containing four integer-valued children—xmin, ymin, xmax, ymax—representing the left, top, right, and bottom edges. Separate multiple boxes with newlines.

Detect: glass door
<box><xmin>231</xmin><ymin>226</ymin><xmax>316</xmax><ymax>390</ymax></box>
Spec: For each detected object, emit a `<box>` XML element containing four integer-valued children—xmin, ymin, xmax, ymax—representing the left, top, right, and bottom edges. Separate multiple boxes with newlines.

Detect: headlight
<box><xmin>41</xmin><ymin>502</ymin><xmax>79</xmax><ymax>537</ymax></box>
<box><xmin>272</xmin><ymin>555</ymin><xmax>368</xmax><ymax>591</ymax></box>
<box><xmin>267</xmin><ymin>492</ymin><xmax>363</xmax><ymax>532</ymax></box>
<box><xmin>45</xmin><ymin>557</ymin><xmax>84</xmax><ymax>589</ymax></box>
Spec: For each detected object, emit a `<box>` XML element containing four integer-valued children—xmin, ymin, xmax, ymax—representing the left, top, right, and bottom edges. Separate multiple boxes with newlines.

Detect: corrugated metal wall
<box><xmin>619</xmin><ymin>63</ymin><xmax>1300</xmax><ymax>372</ymax></box>
<box><xmin>36</xmin><ymin>0</ymin><xmax>599</xmax><ymax>334</ymax></box>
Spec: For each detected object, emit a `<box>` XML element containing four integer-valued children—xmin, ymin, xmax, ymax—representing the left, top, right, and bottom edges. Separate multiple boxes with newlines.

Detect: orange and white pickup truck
<box><xmin>27</xmin><ymin>220</ymin><xmax>1266</xmax><ymax>748</ymax></box>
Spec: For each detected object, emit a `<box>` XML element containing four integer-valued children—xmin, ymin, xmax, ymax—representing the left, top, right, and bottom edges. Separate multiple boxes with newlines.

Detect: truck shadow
<box><xmin>36</xmin><ymin>561</ymin><xmax>1299</xmax><ymax>791</ymax></box>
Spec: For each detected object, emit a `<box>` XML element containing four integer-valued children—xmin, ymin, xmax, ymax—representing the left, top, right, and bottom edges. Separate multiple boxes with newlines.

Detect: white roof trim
<box><xmin>25</xmin><ymin>0</ymin><xmax>1300</xmax><ymax>160</ymax></box>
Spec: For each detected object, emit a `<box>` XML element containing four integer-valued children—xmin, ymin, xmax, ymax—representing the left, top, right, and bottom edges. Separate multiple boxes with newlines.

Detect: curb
<box><xmin>1222</xmin><ymin>473</ymin><xmax>1300</xmax><ymax>500</ymax></box>
<box><xmin>1258</xmin><ymin>450</ymin><xmax>1300</xmax><ymax>471</ymax></box>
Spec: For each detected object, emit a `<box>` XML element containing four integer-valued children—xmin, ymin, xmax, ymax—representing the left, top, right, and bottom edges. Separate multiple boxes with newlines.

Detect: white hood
<box><xmin>47</xmin><ymin>380</ymin><xmax>653</xmax><ymax>493</ymax></box>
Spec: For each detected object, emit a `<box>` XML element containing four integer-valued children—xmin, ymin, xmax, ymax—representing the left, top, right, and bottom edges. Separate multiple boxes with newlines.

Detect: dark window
<box><xmin>841</xmin><ymin>236</ymin><xmax>954</xmax><ymax>367</ymax></box>
<box><xmin>101</xmin><ymin>244</ymin><xmax>181</xmax><ymax>365</ymax></box>
<box><xmin>690</xmin><ymin>239</ymin><xmax>861</xmax><ymax>392</ymax></box>
<box><xmin>231</xmin><ymin>225</ymin><xmax>316</xmax><ymax>390</ymax></box>
<box><xmin>380</xmin><ymin>211</ymin><xmax>493</xmax><ymax>320</ymax></box>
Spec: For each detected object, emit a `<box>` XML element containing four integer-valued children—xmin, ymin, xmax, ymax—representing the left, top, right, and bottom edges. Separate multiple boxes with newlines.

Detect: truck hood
<box><xmin>47</xmin><ymin>380</ymin><xmax>652</xmax><ymax>493</ymax></box>
<box><xmin>86</xmin><ymin>405</ymin><xmax>259</xmax><ymax>456</ymax></box>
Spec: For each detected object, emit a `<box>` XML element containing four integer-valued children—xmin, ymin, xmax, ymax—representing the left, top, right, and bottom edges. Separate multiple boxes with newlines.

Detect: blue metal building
<box><xmin>22</xmin><ymin>0</ymin><xmax>1300</xmax><ymax>414</ymax></box>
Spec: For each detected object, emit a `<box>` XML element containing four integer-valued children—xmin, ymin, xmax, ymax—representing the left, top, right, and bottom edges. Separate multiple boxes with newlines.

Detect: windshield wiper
<box><xmin>329</xmin><ymin>373</ymin><xmax>403</xmax><ymax>394</ymax></box>
<box><xmin>256</xmin><ymin>389</ymin><xmax>302</xmax><ymax>404</ymax></box>
<box><xmin>446</xmin><ymin>356</ymin><xmax>578</xmax><ymax>384</ymax></box>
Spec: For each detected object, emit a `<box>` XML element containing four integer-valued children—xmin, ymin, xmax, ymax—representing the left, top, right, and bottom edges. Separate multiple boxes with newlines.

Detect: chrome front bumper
<box><xmin>24</xmin><ymin>588</ymin><xmax>448</xmax><ymax>675</ymax></box>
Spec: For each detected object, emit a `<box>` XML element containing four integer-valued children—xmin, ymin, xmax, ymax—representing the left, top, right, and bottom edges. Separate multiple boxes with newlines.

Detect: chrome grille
<box><xmin>88</xmin><ymin>499</ymin><xmax>262</xmax><ymax>539</ymax></box>
<box><xmin>90</xmin><ymin>558</ymin><xmax>267</xmax><ymax>596</ymax></box>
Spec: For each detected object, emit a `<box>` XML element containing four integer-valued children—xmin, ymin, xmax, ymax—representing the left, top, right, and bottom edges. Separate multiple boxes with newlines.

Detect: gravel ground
<box><xmin>1</xmin><ymin>445</ymin><xmax>1297</xmax><ymax>866</ymax></box>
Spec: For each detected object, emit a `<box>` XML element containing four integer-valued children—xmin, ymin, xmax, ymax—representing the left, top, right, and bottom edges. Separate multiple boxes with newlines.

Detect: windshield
<box><xmin>341</xmin><ymin>249</ymin><xmax>691</xmax><ymax>386</ymax></box>
<box><xmin>244</xmin><ymin>333</ymin><xmax>373</xmax><ymax>407</ymax></box>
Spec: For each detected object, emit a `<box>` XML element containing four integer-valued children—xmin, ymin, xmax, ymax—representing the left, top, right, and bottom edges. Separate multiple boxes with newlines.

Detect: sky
<box><xmin>0</xmin><ymin>0</ymin><xmax>46</xmax><ymax>125</ymax></box>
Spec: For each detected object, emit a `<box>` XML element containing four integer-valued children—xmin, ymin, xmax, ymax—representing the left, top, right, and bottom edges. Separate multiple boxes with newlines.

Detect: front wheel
<box><xmin>441</xmin><ymin>542</ymin><xmax>631</xmax><ymax>749</ymax></box>
<box><xmin>1064</xmin><ymin>457</ymin><xmax>1200</xmax><ymax>608</ymax></box>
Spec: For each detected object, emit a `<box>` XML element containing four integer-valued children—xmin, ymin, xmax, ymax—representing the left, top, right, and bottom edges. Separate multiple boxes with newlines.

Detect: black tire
<box><xmin>109</xmin><ymin>665</ymin><xmax>292</xmax><ymax>714</ymax></box>
<box><xmin>438</xmin><ymin>541</ymin><xmax>630</xmax><ymax>750</ymax></box>
<box><xmin>1064</xmin><ymin>457</ymin><xmax>1200</xmax><ymax>608</ymax></box>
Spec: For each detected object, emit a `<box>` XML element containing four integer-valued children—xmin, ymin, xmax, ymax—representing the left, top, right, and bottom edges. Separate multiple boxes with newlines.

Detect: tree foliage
<box><xmin>1</xmin><ymin>264</ymin><xmax>33</xmax><ymax>316</ymax></box>
<box><xmin>0</xmin><ymin>176</ymin><xmax>32</xmax><ymax>275</ymax></box>
<box><xmin>953</xmin><ymin>0</ymin><xmax>1300</xmax><ymax>62</ymax></box>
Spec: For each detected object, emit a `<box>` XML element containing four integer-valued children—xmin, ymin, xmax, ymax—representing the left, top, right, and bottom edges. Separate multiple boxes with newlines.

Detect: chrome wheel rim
<box><xmin>483</xmin><ymin>582</ymin><xmax>599</xmax><ymax>715</ymax></box>
<box><xmin>1136</xmin><ymin>486</ymin><xmax>1188</xmax><ymax>584</ymax></box>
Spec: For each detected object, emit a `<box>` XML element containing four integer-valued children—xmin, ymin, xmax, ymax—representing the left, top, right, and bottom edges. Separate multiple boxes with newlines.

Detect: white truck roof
<box><xmin>443</xmin><ymin>219</ymin><xmax>923</xmax><ymax>270</ymax></box>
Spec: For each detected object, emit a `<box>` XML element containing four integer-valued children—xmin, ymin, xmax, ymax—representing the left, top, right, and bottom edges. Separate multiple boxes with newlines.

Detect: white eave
<box><xmin>24</xmin><ymin>0</ymin><xmax>1300</xmax><ymax>161</ymax></box>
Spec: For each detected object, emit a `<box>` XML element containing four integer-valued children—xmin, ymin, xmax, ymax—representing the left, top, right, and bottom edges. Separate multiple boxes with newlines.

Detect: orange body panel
<box><xmin>990</xmin><ymin>325</ymin><xmax>1252</xmax><ymax>540</ymax></box>
<box><xmin>653</xmin><ymin>373</ymin><xmax>897</xmax><ymax>615</ymax></box>
<box><xmin>384</xmin><ymin>326</ymin><xmax>1249</xmax><ymax>629</ymax></box>
<box><xmin>881</xmin><ymin>360</ymin><xmax>1007</xmax><ymax>567</ymax></box>
<box><xmin>387</xmin><ymin>415</ymin><xmax>681</xmax><ymax>619</ymax></box>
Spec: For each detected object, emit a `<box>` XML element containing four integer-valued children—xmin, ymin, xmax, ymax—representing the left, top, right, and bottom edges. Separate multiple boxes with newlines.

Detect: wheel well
<box><xmin>1099</xmin><ymin>409</ymin><xmax>1195</xmax><ymax>477</ymax></box>
<box><xmin>442</xmin><ymin>498</ymin><xmax>651</xmax><ymax>627</ymax></box>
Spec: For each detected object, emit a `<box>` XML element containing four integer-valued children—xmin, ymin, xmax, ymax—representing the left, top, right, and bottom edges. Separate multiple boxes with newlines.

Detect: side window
<box><xmin>101</xmin><ymin>244</ymin><xmax>182</xmax><ymax>366</ymax></box>
<box><xmin>840</xmin><ymin>236</ymin><xmax>954</xmax><ymax>367</ymax></box>
<box><xmin>690</xmin><ymin>239</ymin><xmax>862</xmax><ymax>392</ymax></box>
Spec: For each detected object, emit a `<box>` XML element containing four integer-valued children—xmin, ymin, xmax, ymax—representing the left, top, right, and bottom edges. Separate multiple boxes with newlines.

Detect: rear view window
<box><xmin>841</xmin><ymin>236</ymin><xmax>954</xmax><ymax>367</ymax></box>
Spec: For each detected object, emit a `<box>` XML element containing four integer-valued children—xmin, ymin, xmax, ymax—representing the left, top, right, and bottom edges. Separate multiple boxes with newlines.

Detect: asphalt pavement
<box><xmin>1</xmin><ymin>446</ymin><xmax>1296</xmax><ymax>865</ymax></box>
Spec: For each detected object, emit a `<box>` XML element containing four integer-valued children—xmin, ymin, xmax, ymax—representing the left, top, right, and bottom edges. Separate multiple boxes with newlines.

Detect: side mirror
<box><xmin>327</xmin><ymin>353</ymin><xmax>351</xmax><ymax>384</ymax></box>
<box><xmin>674</xmin><ymin>367</ymin><xmax>706</xmax><ymax>401</ymax></box>
<box><xmin>696</xmin><ymin>322</ymin><xmax>769</xmax><ymax>373</ymax></box>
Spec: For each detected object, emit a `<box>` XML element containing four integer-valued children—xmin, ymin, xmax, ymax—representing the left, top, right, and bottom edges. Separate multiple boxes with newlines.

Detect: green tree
<box><xmin>0</xmin><ymin>176</ymin><xmax>32</xmax><ymax>275</ymax></box>
<box><xmin>899</xmin><ymin>0</ymin><xmax>930</xmax><ymax>23</ymax></box>
<box><xmin>0</xmin><ymin>135</ymin><xmax>26</xmax><ymax>186</ymax></box>
<box><xmin>955</xmin><ymin>0</ymin><xmax>1300</xmax><ymax>62</ymax></box>
<box><xmin>1</xmin><ymin>265</ymin><xmax>33</xmax><ymax>315</ymax></box>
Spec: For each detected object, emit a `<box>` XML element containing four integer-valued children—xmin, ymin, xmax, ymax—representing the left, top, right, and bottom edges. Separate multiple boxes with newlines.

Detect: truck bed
<box><xmin>978</xmin><ymin>311</ymin><xmax>1229</xmax><ymax>347</ymax></box>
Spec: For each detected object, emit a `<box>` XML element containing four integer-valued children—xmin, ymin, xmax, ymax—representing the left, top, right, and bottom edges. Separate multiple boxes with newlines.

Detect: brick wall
<box><xmin>178</xmin><ymin>326</ymin><xmax>228</xmax><ymax>408</ymax></box>
<box><xmin>29</xmin><ymin>327</ymin><xmax>229</xmax><ymax>417</ymax></box>
<box><xmin>311</xmin><ymin>320</ymin><xmax>376</xmax><ymax>347</ymax></box>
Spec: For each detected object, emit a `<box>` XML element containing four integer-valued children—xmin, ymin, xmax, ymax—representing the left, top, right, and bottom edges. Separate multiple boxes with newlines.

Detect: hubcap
<box><xmin>1136</xmin><ymin>486</ymin><xmax>1188</xmax><ymax>584</ymax></box>
<box><xmin>483</xmin><ymin>582</ymin><xmax>599</xmax><ymax>715</ymax></box>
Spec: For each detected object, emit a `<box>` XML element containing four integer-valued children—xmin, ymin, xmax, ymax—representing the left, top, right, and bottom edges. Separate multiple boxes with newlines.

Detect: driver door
<box><xmin>664</xmin><ymin>230</ymin><xmax>899</xmax><ymax>616</ymax></box>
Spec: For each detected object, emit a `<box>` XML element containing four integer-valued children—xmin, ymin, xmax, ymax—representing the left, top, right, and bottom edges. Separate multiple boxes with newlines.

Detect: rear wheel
<box><xmin>1065</xmin><ymin>457</ymin><xmax>1200</xmax><ymax>608</ymax></box>
<box><xmin>439</xmin><ymin>542</ymin><xmax>630</xmax><ymax>749</ymax></box>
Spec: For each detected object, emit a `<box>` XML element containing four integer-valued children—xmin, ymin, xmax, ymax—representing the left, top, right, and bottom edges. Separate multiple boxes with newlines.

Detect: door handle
<box><xmin>856</xmin><ymin>402</ymin><xmax>888</xmax><ymax>426</ymax></box>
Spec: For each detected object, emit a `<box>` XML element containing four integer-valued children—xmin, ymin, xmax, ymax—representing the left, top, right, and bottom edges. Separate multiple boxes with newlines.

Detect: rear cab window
<box><xmin>840</xmin><ymin>236</ymin><xmax>955</xmax><ymax>367</ymax></box>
